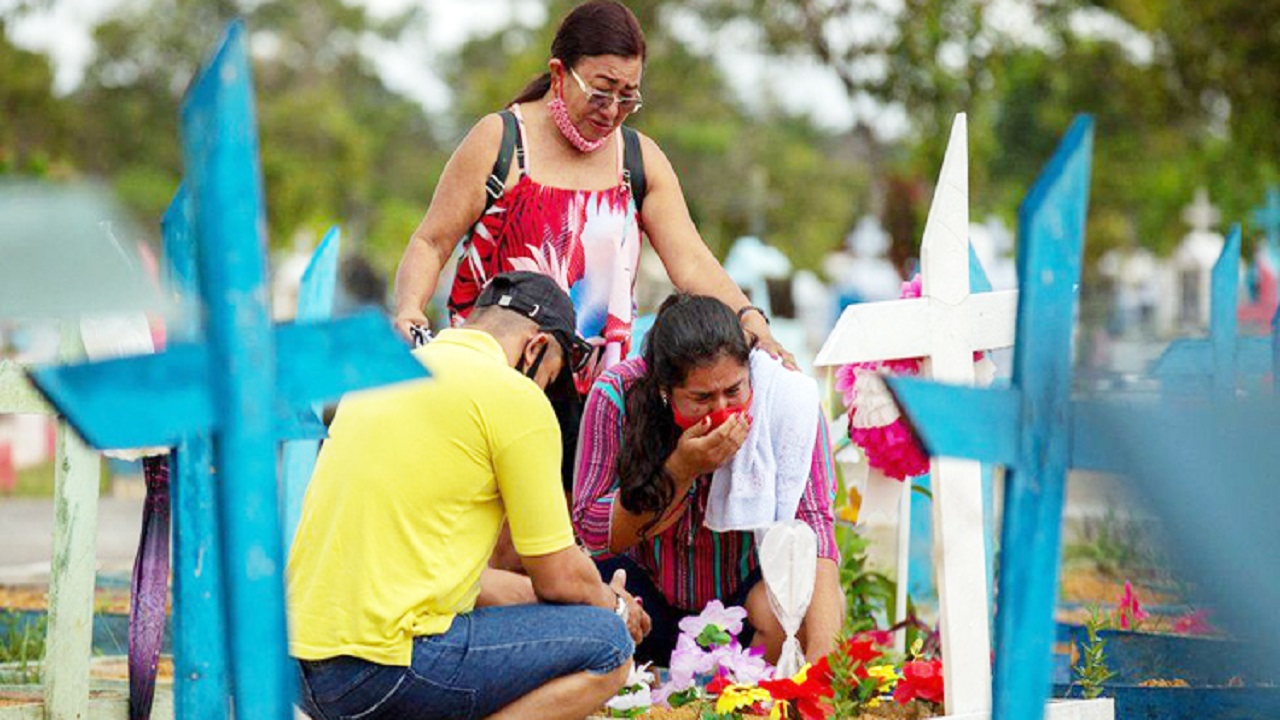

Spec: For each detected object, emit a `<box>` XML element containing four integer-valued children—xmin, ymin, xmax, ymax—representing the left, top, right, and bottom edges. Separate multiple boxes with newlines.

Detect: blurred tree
<box><xmin>0</xmin><ymin>19</ymin><xmax>72</xmax><ymax>176</ymax></box>
<box><xmin>691</xmin><ymin>0</ymin><xmax>1271</xmax><ymax>261</ymax></box>
<box><xmin>68</xmin><ymin>0</ymin><xmax>447</xmax><ymax>270</ymax></box>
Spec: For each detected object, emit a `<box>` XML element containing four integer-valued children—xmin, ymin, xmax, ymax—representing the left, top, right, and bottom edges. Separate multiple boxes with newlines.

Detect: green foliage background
<box><xmin>2</xmin><ymin>0</ymin><xmax>1278</xmax><ymax>282</ymax></box>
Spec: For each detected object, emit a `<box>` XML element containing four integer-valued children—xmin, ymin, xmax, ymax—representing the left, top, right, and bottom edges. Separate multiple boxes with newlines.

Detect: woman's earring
<box><xmin>660</xmin><ymin>393</ymin><xmax>669</xmax><ymax>406</ymax></box>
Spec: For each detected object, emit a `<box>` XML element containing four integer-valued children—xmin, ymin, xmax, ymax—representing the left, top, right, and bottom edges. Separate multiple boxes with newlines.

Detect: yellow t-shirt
<box><xmin>286</xmin><ymin>328</ymin><xmax>574</xmax><ymax>666</ymax></box>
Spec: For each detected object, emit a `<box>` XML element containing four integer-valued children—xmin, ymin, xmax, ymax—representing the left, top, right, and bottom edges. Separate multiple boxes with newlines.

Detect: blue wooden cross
<box><xmin>887</xmin><ymin>115</ymin><xmax>1096</xmax><ymax>720</ymax></box>
<box><xmin>281</xmin><ymin>225</ymin><xmax>342</xmax><ymax>555</ymax></box>
<box><xmin>28</xmin><ymin>22</ymin><xmax>427</xmax><ymax>719</ymax></box>
<box><xmin>1153</xmin><ymin>225</ymin><xmax>1280</xmax><ymax>394</ymax></box>
<box><xmin>163</xmin><ymin>183</ymin><xmax>231</xmax><ymax>719</ymax></box>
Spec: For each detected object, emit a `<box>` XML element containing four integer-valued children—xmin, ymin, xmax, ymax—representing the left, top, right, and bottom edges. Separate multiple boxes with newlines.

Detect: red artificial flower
<box><xmin>842</xmin><ymin>634</ymin><xmax>885</xmax><ymax>678</ymax></box>
<box><xmin>1115</xmin><ymin>581</ymin><xmax>1149</xmax><ymax>631</ymax></box>
<box><xmin>893</xmin><ymin>659</ymin><xmax>945</xmax><ymax>705</ymax></box>
<box><xmin>706</xmin><ymin>671</ymin><xmax>732</xmax><ymax>697</ymax></box>
<box><xmin>760</xmin><ymin>657</ymin><xmax>835</xmax><ymax>720</ymax></box>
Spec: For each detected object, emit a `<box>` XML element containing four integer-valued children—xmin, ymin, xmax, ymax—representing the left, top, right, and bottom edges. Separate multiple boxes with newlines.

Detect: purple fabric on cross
<box><xmin>129</xmin><ymin>455</ymin><xmax>171</xmax><ymax>720</ymax></box>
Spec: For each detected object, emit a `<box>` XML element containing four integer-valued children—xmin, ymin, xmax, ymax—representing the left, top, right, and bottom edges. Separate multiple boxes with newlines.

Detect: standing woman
<box><xmin>392</xmin><ymin>0</ymin><xmax>792</xmax><ymax>489</ymax></box>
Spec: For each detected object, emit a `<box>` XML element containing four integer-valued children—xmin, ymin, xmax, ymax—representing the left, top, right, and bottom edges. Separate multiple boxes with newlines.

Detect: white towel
<box><xmin>704</xmin><ymin>350</ymin><xmax>820</xmax><ymax>532</ymax></box>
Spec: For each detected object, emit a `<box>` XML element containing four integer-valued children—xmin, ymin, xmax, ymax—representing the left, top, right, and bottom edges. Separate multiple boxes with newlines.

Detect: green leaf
<box><xmin>697</xmin><ymin>624</ymin><xmax>732</xmax><ymax>649</ymax></box>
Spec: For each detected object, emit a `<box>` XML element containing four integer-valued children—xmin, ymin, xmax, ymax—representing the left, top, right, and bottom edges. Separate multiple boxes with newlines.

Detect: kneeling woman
<box><xmin>572</xmin><ymin>294</ymin><xmax>844</xmax><ymax>665</ymax></box>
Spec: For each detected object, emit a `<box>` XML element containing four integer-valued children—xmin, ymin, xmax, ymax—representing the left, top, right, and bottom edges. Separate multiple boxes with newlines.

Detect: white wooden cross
<box><xmin>1182</xmin><ymin>187</ymin><xmax>1220</xmax><ymax>235</ymax></box>
<box><xmin>815</xmin><ymin>114</ymin><xmax>1018</xmax><ymax>716</ymax></box>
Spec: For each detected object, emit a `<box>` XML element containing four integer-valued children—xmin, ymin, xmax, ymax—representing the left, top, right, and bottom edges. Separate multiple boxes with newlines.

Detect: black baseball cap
<box><xmin>475</xmin><ymin>271</ymin><xmax>592</xmax><ymax>388</ymax></box>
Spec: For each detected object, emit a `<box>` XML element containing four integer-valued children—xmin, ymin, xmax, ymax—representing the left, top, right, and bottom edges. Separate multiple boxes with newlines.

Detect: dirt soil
<box><xmin>89</xmin><ymin>656</ymin><xmax>175</xmax><ymax>683</ymax></box>
<box><xmin>595</xmin><ymin>699</ymin><xmax>936</xmax><ymax>719</ymax></box>
<box><xmin>1058</xmin><ymin>566</ymin><xmax>1177</xmax><ymax>608</ymax></box>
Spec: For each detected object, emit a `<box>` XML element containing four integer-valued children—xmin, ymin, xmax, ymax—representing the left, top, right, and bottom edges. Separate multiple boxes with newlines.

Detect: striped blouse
<box><xmin>572</xmin><ymin>357</ymin><xmax>840</xmax><ymax>612</ymax></box>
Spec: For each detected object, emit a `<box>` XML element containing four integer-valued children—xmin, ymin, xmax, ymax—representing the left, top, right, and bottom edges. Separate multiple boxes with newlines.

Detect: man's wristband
<box><xmin>737</xmin><ymin>304</ymin><xmax>770</xmax><ymax>326</ymax></box>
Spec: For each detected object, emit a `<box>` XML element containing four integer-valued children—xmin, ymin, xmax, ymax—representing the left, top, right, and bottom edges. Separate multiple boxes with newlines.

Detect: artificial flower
<box><xmin>893</xmin><ymin>659</ymin><xmax>945</xmax><ymax>705</ymax></box>
<box><xmin>760</xmin><ymin>658</ymin><xmax>835</xmax><ymax>720</ymax></box>
<box><xmin>837</xmin><ymin>272</ymin><xmax>995</xmax><ymax>481</ymax></box>
<box><xmin>843</xmin><ymin>634</ymin><xmax>885</xmax><ymax>678</ymax></box>
<box><xmin>605</xmin><ymin>662</ymin><xmax>655</xmax><ymax>716</ymax></box>
<box><xmin>706</xmin><ymin>671</ymin><xmax>733</xmax><ymax>697</ymax></box>
<box><xmin>714</xmin><ymin>640</ymin><xmax>774</xmax><ymax>685</ymax></box>
<box><xmin>866</xmin><ymin>663</ymin><xmax>899</xmax><ymax>692</ymax></box>
<box><xmin>1173</xmin><ymin>609</ymin><xmax>1215</xmax><ymax>636</ymax></box>
<box><xmin>1115</xmin><ymin>581</ymin><xmax>1149</xmax><ymax>630</ymax></box>
<box><xmin>678</xmin><ymin>600</ymin><xmax>748</xmax><ymax>645</ymax></box>
<box><xmin>605</xmin><ymin>685</ymin><xmax>652</xmax><ymax>716</ymax></box>
<box><xmin>715</xmin><ymin>684</ymin><xmax>773</xmax><ymax>715</ymax></box>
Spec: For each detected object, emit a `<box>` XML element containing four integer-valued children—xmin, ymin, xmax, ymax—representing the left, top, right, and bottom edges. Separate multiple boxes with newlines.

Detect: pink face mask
<box><xmin>548</xmin><ymin>82</ymin><xmax>610</xmax><ymax>154</ymax></box>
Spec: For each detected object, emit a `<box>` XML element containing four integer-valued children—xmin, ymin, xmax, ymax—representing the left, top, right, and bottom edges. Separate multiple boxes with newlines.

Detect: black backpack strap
<box><xmin>483</xmin><ymin>110</ymin><xmax>519</xmax><ymax>214</ymax></box>
<box><xmin>621</xmin><ymin>125</ymin><xmax>646</xmax><ymax>212</ymax></box>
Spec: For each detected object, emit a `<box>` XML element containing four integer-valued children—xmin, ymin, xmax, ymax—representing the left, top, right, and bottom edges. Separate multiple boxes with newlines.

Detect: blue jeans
<box><xmin>297</xmin><ymin>604</ymin><xmax>633</xmax><ymax>720</ymax></box>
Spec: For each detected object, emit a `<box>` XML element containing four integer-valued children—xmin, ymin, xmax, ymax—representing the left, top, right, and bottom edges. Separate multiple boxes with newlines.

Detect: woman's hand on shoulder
<box><xmin>670</xmin><ymin>413</ymin><xmax>751</xmax><ymax>479</ymax></box>
<box><xmin>751</xmin><ymin>327</ymin><xmax>799</xmax><ymax>371</ymax></box>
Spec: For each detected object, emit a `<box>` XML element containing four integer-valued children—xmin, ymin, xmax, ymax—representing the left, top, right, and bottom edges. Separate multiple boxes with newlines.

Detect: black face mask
<box><xmin>515</xmin><ymin>339</ymin><xmax>550</xmax><ymax>385</ymax></box>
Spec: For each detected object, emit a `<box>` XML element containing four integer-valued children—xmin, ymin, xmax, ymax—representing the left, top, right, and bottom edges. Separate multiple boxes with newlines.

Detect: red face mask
<box><xmin>671</xmin><ymin>391</ymin><xmax>753</xmax><ymax>431</ymax></box>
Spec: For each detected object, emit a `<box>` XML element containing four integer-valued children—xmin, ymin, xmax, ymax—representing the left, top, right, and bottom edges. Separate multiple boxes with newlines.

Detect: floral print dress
<box><xmin>448</xmin><ymin>105</ymin><xmax>644</xmax><ymax>392</ymax></box>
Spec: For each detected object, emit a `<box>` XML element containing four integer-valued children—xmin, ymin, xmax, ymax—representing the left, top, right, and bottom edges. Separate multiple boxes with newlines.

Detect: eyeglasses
<box><xmin>568</xmin><ymin>67</ymin><xmax>643</xmax><ymax>114</ymax></box>
<box><xmin>555</xmin><ymin>331</ymin><xmax>594</xmax><ymax>373</ymax></box>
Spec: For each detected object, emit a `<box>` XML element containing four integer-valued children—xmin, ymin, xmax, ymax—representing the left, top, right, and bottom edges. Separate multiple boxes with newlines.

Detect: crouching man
<box><xmin>288</xmin><ymin>271</ymin><xmax>650</xmax><ymax>720</ymax></box>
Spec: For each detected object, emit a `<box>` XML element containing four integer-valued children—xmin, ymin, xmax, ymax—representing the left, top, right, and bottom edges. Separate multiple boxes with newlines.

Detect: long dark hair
<box><xmin>618</xmin><ymin>294</ymin><xmax>751</xmax><ymax>523</ymax></box>
<box><xmin>511</xmin><ymin>0</ymin><xmax>647</xmax><ymax>105</ymax></box>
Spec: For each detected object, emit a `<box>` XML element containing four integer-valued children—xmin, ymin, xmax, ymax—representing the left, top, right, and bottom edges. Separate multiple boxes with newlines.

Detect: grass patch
<box><xmin>0</xmin><ymin>610</ymin><xmax>45</xmax><ymax>684</ymax></box>
<box><xmin>8</xmin><ymin>459</ymin><xmax>110</xmax><ymax>498</ymax></box>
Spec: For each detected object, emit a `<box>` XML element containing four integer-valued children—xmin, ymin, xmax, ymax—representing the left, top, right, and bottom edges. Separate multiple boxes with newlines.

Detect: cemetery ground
<box><xmin>0</xmin><ymin>465</ymin><xmax>1191</xmax><ymax>716</ymax></box>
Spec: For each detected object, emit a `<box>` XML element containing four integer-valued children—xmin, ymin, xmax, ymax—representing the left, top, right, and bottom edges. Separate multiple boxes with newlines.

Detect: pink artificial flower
<box><xmin>1173</xmin><ymin>609</ymin><xmax>1216</xmax><ymax>636</ymax></box>
<box><xmin>835</xmin><ymin>363</ymin><xmax>860</xmax><ymax>408</ymax></box>
<box><xmin>678</xmin><ymin>600</ymin><xmax>747</xmax><ymax>640</ymax></box>
<box><xmin>1115</xmin><ymin>581</ymin><xmax>1149</xmax><ymax>630</ymax></box>
<box><xmin>849</xmin><ymin>420</ymin><xmax>931</xmax><ymax>480</ymax></box>
<box><xmin>901</xmin><ymin>273</ymin><xmax>924</xmax><ymax>299</ymax></box>
<box><xmin>712</xmin><ymin>641</ymin><xmax>773</xmax><ymax>685</ymax></box>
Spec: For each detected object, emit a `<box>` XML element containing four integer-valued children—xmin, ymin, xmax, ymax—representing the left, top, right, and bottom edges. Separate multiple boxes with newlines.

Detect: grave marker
<box><xmin>27</xmin><ymin>22</ymin><xmax>427</xmax><ymax>718</ymax></box>
<box><xmin>281</xmin><ymin>226</ymin><xmax>341</xmax><ymax>555</ymax></box>
<box><xmin>162</xmin><ymin>184</ymin><xmax>230</xmax><ymax>719</ymax></box>
<box><xmin>887</xmin><ymin>116</ymin><xmax>1112</xmax><ymax>720</ymax></box>
<box><xmin>816</xmin><ymin>113</ymin><xmax>1019</xmax><ymax>715</ymax></box>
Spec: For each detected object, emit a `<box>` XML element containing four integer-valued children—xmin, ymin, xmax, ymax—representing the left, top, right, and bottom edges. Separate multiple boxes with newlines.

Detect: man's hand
<box><xmin>669</xmin><ymin>413</ymin><xmax>751</xmax><ymax>480</ymax></box>
<box><xmin>609</xmin><ymin>569</ymin><xmax>651</xmax><ymax>644</ymax></box>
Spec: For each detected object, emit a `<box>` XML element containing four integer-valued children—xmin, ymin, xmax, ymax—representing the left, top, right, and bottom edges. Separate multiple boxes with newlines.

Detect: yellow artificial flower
<box><xmin>866</xmin><ymin>663</ymin><xmax>899</xmax><ymax>691</ymax></box>
<box><xmin>838</xmin><ymin>488</ymin><xmax>862</xmax><ymax>523</ymax></box>
<box><xmin>716</xmin><ymin>684</ymin><xmax>772</xmax><ymax>714</ymax></box>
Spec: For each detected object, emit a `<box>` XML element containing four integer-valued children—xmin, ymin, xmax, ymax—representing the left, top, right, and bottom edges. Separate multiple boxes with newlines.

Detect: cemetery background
<box><xmin>3</xmin><ymin>0</ymin><xmax>1280</xmax><ymax>718</ymax></box>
